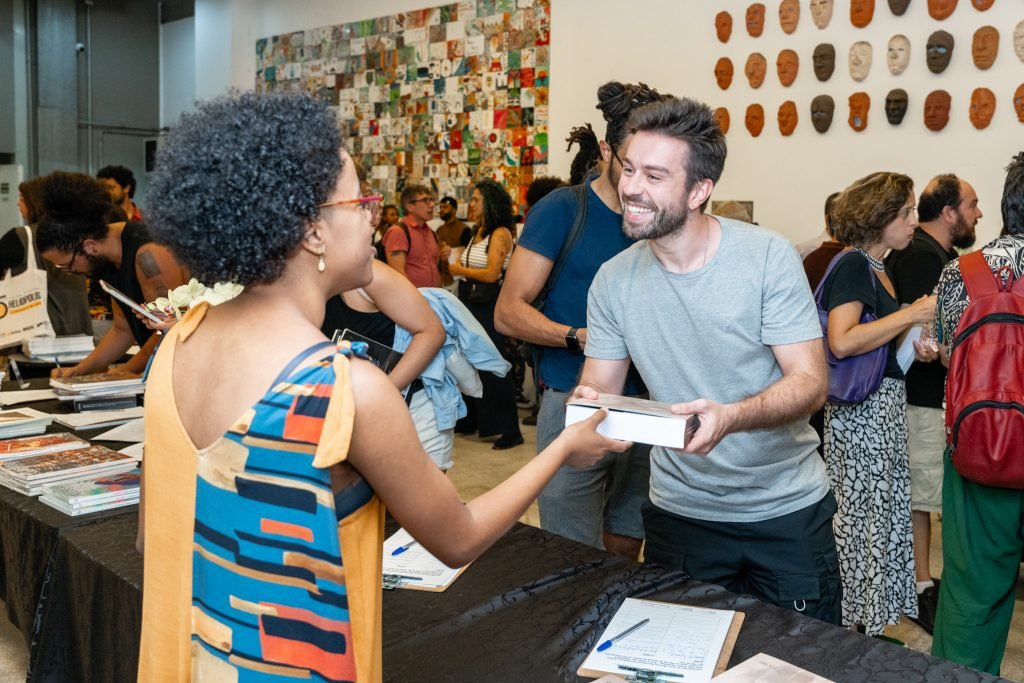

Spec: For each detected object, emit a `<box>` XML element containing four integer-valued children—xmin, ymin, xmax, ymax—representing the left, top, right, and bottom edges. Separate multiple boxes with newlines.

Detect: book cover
<box><xmin>565</xmin><ymin>394</ymin><xmax>699</xmax><ymax>449</ymax></box>
<box><xmin>0</xmin><ymin>445</ymin><xmax>136</xmax><ymax>480</ymax></box>
<box><xmin>0</xmin><ymin>407</ymin><xmax>50</xmax><ymax>425</ymax></box>
<box><xmin>38</xmin><ymin>494</ymin><xmax>138</xmax><ymax>516</ymax></box>
<box><xmin>333</xmin><ymin>328</ymin><xmax>404</xmax><ymax>375</ymax></box>
<box><xmin>0</xmin><ymin>433</ymin><xmax>89</xmax><ymax>460</ymax></box>
<box><xmin>43</xmin><ymin>468</ymin><xmax>141</xmax><ymax>504</ymax></box>
<box><xmin>50</xmin><ymin>372</ymin><xmax>143</xmax><ymax>391</ymax></box>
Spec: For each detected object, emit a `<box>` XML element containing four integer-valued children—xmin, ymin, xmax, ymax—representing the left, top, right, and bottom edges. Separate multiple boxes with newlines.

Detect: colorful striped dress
<box><xmin>139</xmin><ymin>304</ymin><xmax>384</xmax><ymax>682</ymax></box>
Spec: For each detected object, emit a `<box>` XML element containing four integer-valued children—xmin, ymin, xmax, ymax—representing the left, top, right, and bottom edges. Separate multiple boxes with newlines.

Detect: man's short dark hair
<box><xmin>1001</xmin><ymin>151</ymin><xmax>1024</xmax><ymax>236</ymax></box>
<box><xmin>97</xmin><ymin>165</ymin><xmax>137</xmax><ymax>198</ymax></box>
<box><xmin>439</xmin><ymin>196</ymin><xmax>457</xmax><ymax>209</ymax></box>
<box><xmin>36</xmin><ymin>171</ymin><xmax>113</xmax><ymax>253</ymax></box>
<box><xmin>400</xmin><ymin>184</ymin><xmax>432</xmax><ymax>213</ymax></box>
<box><xmin>626</xmin><ymin>97</ymin><xmax>727</xmax><ymax>210</ymax></box>
<box><xmin>917</xmin><ymin>173</ymin><xmax>960</xmax><ymax>223</ymax></box>
<box><xmin>525</xmin><ymin>176</ymin><xmax>566</xmax><ymax>209</ymax></box>
<box><xmin>146</xmin><ymin>92</ymin><xmax>343</xmax><ymax>286</ymax></box>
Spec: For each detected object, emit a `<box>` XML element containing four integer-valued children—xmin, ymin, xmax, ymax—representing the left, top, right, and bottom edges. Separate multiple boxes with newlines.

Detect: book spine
<box><xmin>72</xmin><ymin>396</ymin><xmax>140</xmax><ymax>412</ymax></box>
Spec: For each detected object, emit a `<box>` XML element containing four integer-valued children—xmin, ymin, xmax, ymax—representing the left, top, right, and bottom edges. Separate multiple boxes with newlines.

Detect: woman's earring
<box><xmin>318</xmin><ymin>249</ymin><xmax>326</xmax><ymax>273</ymax></box>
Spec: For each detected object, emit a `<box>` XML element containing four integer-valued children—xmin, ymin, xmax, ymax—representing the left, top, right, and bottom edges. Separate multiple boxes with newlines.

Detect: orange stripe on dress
<box><xmin>258</xmin><ymin>604</ymin><xmax>355</xmax><ymax>682</ymax></box>
<box><xmin>261</xmin><ymin>519</ymin><xmax>314</xmax><ymax>543</ymax></box>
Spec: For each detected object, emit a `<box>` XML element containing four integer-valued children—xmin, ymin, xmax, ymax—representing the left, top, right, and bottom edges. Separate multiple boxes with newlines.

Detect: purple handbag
<box><xmin>813</xmin><ymin>251</ymin><xmax>887</xmax><ymax>405</ymax></box>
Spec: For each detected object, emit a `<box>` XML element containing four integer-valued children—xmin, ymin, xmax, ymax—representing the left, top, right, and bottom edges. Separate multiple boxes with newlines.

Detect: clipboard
<box><xmin>381</xmin><ymin>528</ymin><xmax>472</xmax><ymax>592</ymax></box>
<box><xmin>98</xmin><ymin>280</ymin><xmax>164</xmax><ymax>324</ymax></box>
<box><xmin>577</xmin><ymin>598</ymin><xmax>745</xmax><ymax>682</ymax></box>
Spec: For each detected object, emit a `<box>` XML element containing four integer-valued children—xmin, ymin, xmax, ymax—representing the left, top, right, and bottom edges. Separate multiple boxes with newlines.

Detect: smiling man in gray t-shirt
<box><xmin>575</xmin><ymin>96</ymin><xmax>840</xmax><ymax>624</ymax></box>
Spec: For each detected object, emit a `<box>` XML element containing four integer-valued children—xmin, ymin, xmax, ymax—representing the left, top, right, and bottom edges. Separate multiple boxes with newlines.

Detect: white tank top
<box><xmin>460</xmin><ymin>229</ymin><xmax>513</xmax><ymax>271</ymax></box>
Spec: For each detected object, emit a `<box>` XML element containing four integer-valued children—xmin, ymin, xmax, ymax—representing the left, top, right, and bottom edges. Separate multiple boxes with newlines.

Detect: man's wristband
<box><xmin>565</xmin><ymin>327</ymin><xmax>582</xmax><ymax>355</ymax></box>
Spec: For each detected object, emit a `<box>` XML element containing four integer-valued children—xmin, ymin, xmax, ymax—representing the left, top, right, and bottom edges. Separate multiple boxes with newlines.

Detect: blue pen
<box><xmin>391</xmin><ymin>540</ymin><xmax>418</xmax><ymax>556</ymax></box>
<box><xmin>597</xmin><ymin>618</ymin><xmax>650</xmax><ymax>652</ymax></box>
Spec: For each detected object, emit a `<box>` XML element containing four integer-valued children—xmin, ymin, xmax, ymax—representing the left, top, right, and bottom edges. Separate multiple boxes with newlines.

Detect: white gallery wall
<box><xmin>183</xmin><ymin>0</ymin><xmax>1024</xmax><ymax>245</ymax></box>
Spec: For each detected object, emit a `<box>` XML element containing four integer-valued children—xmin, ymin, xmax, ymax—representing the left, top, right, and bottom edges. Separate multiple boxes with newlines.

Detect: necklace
<box><xmin>856</xmin><ymin>247</ymin><xmax>885</xmax><ymax>272</ymax></box>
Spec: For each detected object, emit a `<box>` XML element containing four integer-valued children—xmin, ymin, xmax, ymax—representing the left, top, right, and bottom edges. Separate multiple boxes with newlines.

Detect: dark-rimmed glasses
<box><xmin>54</xmin><ymin>243</ymin><xmax>84</xmax><ymax>272</ymax></box>
<box><xmin>319</xmin><ymin>194</ymin><xmax>384</xmax><ymax>225</ymax></box>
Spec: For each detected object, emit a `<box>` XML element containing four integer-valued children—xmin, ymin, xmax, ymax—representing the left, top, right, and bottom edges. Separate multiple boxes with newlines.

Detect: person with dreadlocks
<box><xmin>496</xmin><ymin>81</ymin><xmax>667</xmax><ymax>558</ymax></box>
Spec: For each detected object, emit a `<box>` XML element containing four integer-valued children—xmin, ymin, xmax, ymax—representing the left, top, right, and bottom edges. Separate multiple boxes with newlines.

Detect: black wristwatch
<box><xmin>565</xmin><ymin>327</ymin><xmax>582</xmax><ymax>355</ymax></box>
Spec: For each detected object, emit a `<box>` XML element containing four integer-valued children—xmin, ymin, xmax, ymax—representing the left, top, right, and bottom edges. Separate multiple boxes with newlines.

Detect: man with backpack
<box><xmin>885</xmin><ymin>173</ymin><xmax>982</xmax><ymax>635</ymax></box>
<box><xmin>931</xmin><ymin>152</ymin><xmax>1024</xmax><ymax>675</ymax></box>
<box><xmin>495</xmin><ymin>81</ymin><xmax>666</xmax><ymax>557</ymax></box>
<box><xmin>383</xmin><ymin>184</ymin><xmax>449</xmax><ymax>287</ymax></box>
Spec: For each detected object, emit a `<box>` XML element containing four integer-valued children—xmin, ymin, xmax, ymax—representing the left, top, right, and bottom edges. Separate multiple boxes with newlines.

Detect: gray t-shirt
<box><xmin>586</xmin><ymin>217</ymin><xmax>828</xmax><ymax>523</ymax></box>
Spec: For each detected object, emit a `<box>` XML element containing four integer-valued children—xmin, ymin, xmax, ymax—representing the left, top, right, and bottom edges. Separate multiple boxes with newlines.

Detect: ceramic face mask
<box><xmin>1015</xmin><ymin>84</ymin><xmax>1024</xmax><ymax>122</ymax></box>
<box><xmin>973</xmin><ymin>26</ymin><xmax>999</xmax><ymax>69</ymax></box>
<box><xmin>746</xmin><ymin>104</ymin><xmax>765</xmax><ymax>137</ymax></box>
<box><xmin>924</xmin><ymin>89</ymin><xmax>952</xmax><ymax>131</ymax></box>
<box><xmin>887</xmin><ymin>35</ymin><xmax>911</xmax><ymax>75</ymax></box>
<box><xmin>885</xmin><ymin>88</ymin><xmax>909</xmax><ymax>125</ymax></box>
<box><xmin>745</xmin><ymin>53</ymin><xmax>767</xmax><ymax>88</ymax></box>
<box><xmin>746</xmin><ymin>3</ymin><xmax>766</xmax><ymax>37</ymax></box>
<box><xmin>713</xmin><ymin>107</ymin><xmax>731</xmax><ymax>134</ymax></box>
<box><xmin>849</xmin><ymin>41</ymin><xmax>873</xmax><ymax>81</ymax></box>
<box><xmin>848</xmin><ymin>92</ymin><xmax>870</xmax><ymax>132</ymax></box>
<box><xmin>1016</xmin><ymin>21</ymin><xmax>1024</xmax><ymax>62</ymax></box>
<box><xmin>716</xmin><ymin>11</ymin><xmax>733</xmax><ymax>43</ymax></box>
<box><xmin>778</xmin><ymin>100</ymin><xmax>798</xmax><ymax>135</ymax></box>
<box><xmin>850</xmin><ymin>0</ymin><xmax>875</xmax><ymax>27</ymax></box>
<box><xmin>972</xmin><ymin>0</ymin><xmax>994</xmax><ymax>9</ymax></box>
<box><xmin>810</xmin><ymin>94</ymin><xmax>835</xmax><ymax>133</ymax></box>
<box><xmin>927</xmin><ymin>30</ymin><xmax>954</xmax><ymax>73</ymax></box>
<box><xmin>715</xmin><ymin>57</ymin><xmax>734</xmax><ymax>90</ymax></box>
<box><xmin>777</xmin><ymin>49</ymin><xmax>799</xmax><ymax>86</ymax></box>
<box><xmin>813</xmin><ymin>44</ymin><xmax>836</xmax><ymax>81</ymax></box>
<box><xmin>779</xmin><ymin>0</ymin><xmax>800</xmax><ymax>34</ymax></box>
<box><xmin>888</xmin><ymin>0</ymin><xmax>911</xmax><ymax>15</ymax></box>
<box><xmin>969</xmin><ymin>87</ymin><xmax>995</xmax><ymax>129</ymax></box>
<box><xmin>810</xmin><ymin>0</ymin><xmax>834</xmax><ymax>28</ymax></box>
<box><xmin>928</xmin><ymin>0</ymin><xmax>958</xmax><ymax>20</ymax></box>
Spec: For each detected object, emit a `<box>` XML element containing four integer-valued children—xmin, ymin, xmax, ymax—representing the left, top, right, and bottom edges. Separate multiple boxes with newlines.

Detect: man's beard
<box><xmin>951</xmin><ymin>210</ymin><xmax>977</xmax><ymax>249</ymax></box>
<box><xmin>84</xmin><ymin>252</ymin><xmax>113</xmax><ymax>275</ymax></box>
<box><xmin>621</xmin><ymin>193</ymin><xmax>688</xmax><ymax>240</ymax></box>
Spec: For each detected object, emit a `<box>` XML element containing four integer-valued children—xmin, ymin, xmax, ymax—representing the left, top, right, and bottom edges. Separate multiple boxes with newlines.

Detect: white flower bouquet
<box><xmin>147</xmin><ymin>279</ymin><xmax>243</xmax><ymax>320</ymax></box>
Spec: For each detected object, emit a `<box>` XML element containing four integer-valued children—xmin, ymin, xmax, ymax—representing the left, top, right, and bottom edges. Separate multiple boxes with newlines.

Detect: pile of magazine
<box><xmin>0</xmin><ymin>443</ymin><xmax>139</xmax><ymax>496</ymax></box>
<box><xmin>22</xmin><ymin>335</ymin><xmax>95</xmax><ymax>362</ymax></box>
<box><xmin>50</xmin><ymin>372</ymin><xmax>144</xmax><ymax>412</ymax></box>
<box><xmin>39</xmin><ymin>467</ymin><xmax>140</xmax><ymax>516</ymax></box>
<box><xmin>0</xmin><ymin>433</ymin><xmax>88</xmax><ymax>462</ymax></box>
<box><xmin>0</xmin><ymin>407</ymin><xmax>53</xmax><ymax>439</ymax></box>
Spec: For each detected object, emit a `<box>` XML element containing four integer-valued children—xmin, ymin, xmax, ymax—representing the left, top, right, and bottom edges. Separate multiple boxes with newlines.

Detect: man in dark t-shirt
<box><xmin>885</xmin><ymin>173</ymin><xmax>982</xmax><ymax>635</ymax></box>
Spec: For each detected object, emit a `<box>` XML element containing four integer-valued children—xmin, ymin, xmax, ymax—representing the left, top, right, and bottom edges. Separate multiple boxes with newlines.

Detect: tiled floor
<box><xmin>0</xmin><ymin>409</ymin><xmax>1021</xmax><ymax>681</ymax></box>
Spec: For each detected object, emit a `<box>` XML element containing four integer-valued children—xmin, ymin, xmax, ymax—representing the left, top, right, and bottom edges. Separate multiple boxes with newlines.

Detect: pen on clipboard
<box><xmin>391</xmin><ymin>540</ymin><xmax>419</xmax><ymax>556</ymax></box>
<box><xmin>596</xmin><ymin>618</ymin><xmax>650</xmax><ymax>652</ymax></box>
<box><xmin>8</xmin><ymin>359</ymin><xmax>30</xmax><ymax>389</ymax></box>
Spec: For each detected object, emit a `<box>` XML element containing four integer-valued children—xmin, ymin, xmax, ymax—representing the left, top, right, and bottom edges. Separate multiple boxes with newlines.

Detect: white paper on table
<box><xmin>54</xmin><ymin>407</ymin><xmax>145</xmax><ymax>430</ymax></box>
<box><xmin>118</xmin><ymin>442</ymin><xmax>144</xmax><ymax>461</ymax></box>
<box><xmin>0</xmin><ymin>389</ymin><xmax>57</xmax><ymax>406</ymax></box>
<box><xmin>713</xmin><ymin>653</ymin><xmax>833</xmax><ymax>682</ymax></box>
<box><xmin>94</xmin><ymin>418</ymin><xmax>145</xmax><ymax>443</ymax></box>
<box><xmin>578</xmin><ymin>598</ymin><xmax>734</xmax><ymax>683</ymax></box>
<box><xmin>381</xmin><ymin>528</ymin><xmax>465</xmax><ymax>589</ymax></box>
<box><xmin>897</xmin><ymin>325</ymin><xmax>923</xmax><ymax>375</ymax></box>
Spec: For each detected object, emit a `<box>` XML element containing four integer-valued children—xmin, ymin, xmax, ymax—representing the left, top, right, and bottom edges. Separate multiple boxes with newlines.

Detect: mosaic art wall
<box><xmin>255</xmin><ymin>0</ymin><xmax>551</xmax><ymax>210</ymax></box>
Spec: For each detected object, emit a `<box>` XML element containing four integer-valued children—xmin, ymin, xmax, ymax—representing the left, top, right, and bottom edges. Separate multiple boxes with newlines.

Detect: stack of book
<box><xmin>39</xmin><ymin>467</ymin><xmax>140</xmax><ymax>516</ymax></box>
<box><xmin>50</xmin><ymin>373</ymin><xmax>144</xmax><ymax>412</ymax></box>
<box><xmin>22</xmin><ymin>335</ymin><xmax>95</xmax><ymax>362</ymax></box>
<box><xmin>0</xmin><ymin>433</ymin><xmax>89</xmax><ymax>462</ymax></box>
<box><xmin>0</xmin><ymin>407</ymin><xmax>53</xmax><ymax>439</ymax></box>
<box><xmin>0</xmin><ymin>444</ymin><xmax>139</xmax><ymax>496</ymax></box>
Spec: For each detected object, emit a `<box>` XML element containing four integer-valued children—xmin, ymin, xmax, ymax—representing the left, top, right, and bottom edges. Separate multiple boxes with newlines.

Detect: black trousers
<box><xmin>642</xmin><ymin>492</ymin><xmax>842</xmax><ymax>625</ymax></box>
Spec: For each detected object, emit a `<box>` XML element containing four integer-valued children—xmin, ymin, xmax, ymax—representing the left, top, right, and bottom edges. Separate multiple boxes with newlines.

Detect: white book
<box><xmin>38</xmin><ymin>494</ymin><xmax>138</xmax><ymax>516</ymax></box>
<box><xmin>0</xmin><ymin>389</ymin><xmax>58</xmax><ymax>406</ymax></box>
<box><xmin>578</xmin><ymin>598</ymin><xmax>740</xmax><ymax>683</ymax></box>
<box><xmin>23</xmin><ymin>334</ymin><xmax>94</xmax><ymax>356</ymax></box>
<box><xmin>0</xmin><ymin>407</ymin><xmax>52</xmax><ymax>439</ymax></box>
<box><xmin>565</xmin><ymin>395</ymin><xmax>698</xmax><ymax>449</ymax></box>
<box><xmin>53</xmin><ymin>407</ymin><xmax>145</xmax><ymax>431</ymax></box>
<box><xmin>0</xmin><ymin>433</ymin><xmax>89</xmax><ymax>461</ymax></box>
<box><xmin>713</xmin><ymin>653</ymin><xmax>833</xmax><ymax>682</ymax></box>
<box><xmin>381</xmin><ymin>528</ymin><xmax>470</xmax><ymax>591</ymax></box>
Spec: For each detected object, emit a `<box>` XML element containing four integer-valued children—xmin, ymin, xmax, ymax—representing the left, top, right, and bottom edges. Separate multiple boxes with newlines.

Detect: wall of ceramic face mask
<box><xmin>197</xmin><ymin>0</ymin><xmax>1024</xmax><ymax>245</ymax></box>
<box><xmin>241</xmin><ymin>0</ymin><xmax>551</xmax><ymax>211</ymax></box>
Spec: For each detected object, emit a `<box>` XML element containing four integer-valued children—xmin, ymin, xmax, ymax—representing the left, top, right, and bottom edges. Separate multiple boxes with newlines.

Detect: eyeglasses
<box><xmin>409</xmin><ymin>196</ymin><xmax>436</xmax><ymax>205</ymax></box>
<box><xmin>54</xmin><ymin>243</ymin><xmax>83</xmax><ymax>272</ymax></box>
<box><xmin>320</xmin><ymin>194</ymin><xmax>385</xmax><ymax>225</ymax></box>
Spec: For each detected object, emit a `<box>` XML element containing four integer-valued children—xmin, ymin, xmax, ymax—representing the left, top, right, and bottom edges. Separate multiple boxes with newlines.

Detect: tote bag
<box><xmin>0</xmin><ymin>226</ymin><xmax>54</xmax><ymax>348</ymax></box>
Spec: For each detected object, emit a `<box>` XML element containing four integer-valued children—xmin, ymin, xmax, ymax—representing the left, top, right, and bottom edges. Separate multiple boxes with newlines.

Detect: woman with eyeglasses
<box><xmin>819</xmin><ymin>172</ymin><xmax>937</xmax><ymax>637</ymax></box>
<box><xmin>449</xmin><ymin>179</ymin><xmax>524</xmax><ymax>450</ymax></box>
<box><xmin>136</xmin><ymin>92</ymin><xmax>626</xmax><ymax>682</ymax></box>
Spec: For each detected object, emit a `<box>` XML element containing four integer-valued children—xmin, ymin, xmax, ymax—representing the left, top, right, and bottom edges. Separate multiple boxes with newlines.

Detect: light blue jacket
<box><xmin>392</xmin><ymin>288</ymin><xmax>510</xmax><ymax>430</ymax></box>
